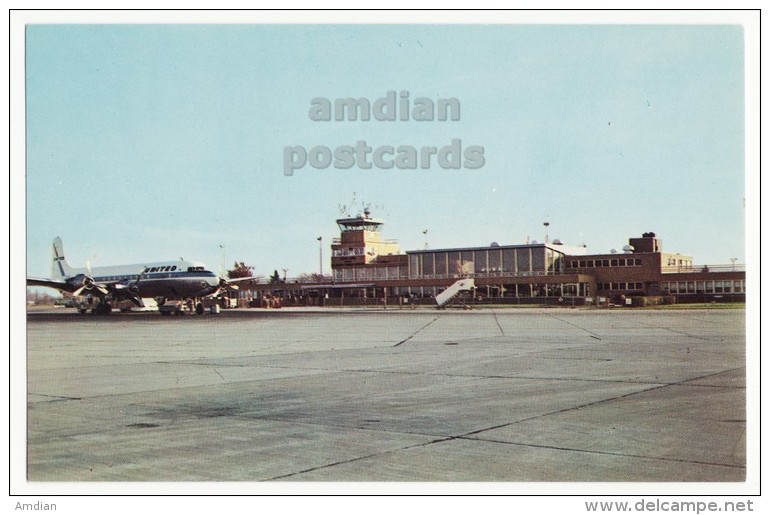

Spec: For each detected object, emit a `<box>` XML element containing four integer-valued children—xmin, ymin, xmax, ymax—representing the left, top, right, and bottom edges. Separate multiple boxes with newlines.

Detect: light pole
<box><xmin>318</xmin><ymin>236</ymin><xmax>323</xmax><ymax>277</ymax></box>
<box><xmin>731</xmin><ymin>257</ymin><xmax>737</xmax><ymax>271</ymax></box>
<box><xmin>543</xmin><ymin>222</ymin><xmax>550</xmax><ymax>244</ymax></box>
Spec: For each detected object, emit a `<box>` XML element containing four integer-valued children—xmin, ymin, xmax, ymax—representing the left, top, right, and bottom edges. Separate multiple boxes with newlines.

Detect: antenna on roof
<box><xmin>338</xmin><ymin>192</ymin><xmax>358</xmax><ymax>217</ymax></box>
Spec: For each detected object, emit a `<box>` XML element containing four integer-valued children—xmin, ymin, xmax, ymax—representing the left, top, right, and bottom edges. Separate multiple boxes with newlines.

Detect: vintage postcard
<box><xmin>12</xmin><ymin>8</ymin><xmax>759</xmax><ymax>511</ymax></box>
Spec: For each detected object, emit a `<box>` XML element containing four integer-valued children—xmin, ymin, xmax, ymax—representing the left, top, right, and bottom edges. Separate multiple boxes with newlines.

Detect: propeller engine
<box><xmin>70</xmin><ymin>274</ymin><xmax>108</xmax><ymax>297</ymax></box>
<box><xmin>70</xmin><ymin>261</ymin><xmax>109</xmax><ymax>297</ymax></box>
<box><xmin>220</xmin><ymin>277</ymin><xmax>239</xmax><ymax>290</ymax></box>
<box><xmin>213</xmin><ymin>277</ymin><xmax>240</xmax><ymax>297</ymax></box>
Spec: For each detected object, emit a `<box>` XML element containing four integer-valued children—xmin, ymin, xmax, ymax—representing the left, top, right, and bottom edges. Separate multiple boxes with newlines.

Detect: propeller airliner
<box><xmin>27</xmin><ymin>237</ymin><xmax>248</xmax><ymax>314</ymax></box>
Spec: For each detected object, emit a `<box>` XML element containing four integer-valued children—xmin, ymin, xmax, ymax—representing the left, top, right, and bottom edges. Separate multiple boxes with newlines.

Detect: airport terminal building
<box><xmin>246</xmin><ymin>212</ymin><xmax>745</xmax><ymax>307</ymax></box>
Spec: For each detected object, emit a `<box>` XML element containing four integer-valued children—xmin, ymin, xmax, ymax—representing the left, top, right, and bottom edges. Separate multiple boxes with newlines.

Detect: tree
<box><xmin>269</xmin><ymin>269</ymin><xmax>284</xmax><ymax>284</ymax></box>
<box><xmin>227</xmin><ymin>261</ymin><xmax>254</xmax><ymax>279</ymax></box>
<box><xmin>297</xmin><ymin>273</ymin><xmax>327</xmax><ymax>283</ymax></box>
<box><xmin>27</xmin><ymin>288</ymin><xmax>57</xmax><ymax>305</ymax></box>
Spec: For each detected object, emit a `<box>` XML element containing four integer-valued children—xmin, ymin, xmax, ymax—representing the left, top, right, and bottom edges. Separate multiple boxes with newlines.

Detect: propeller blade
<box><xmin>133</xmin><ymin>268</ymin><xmax>146</xmax><ymax>286</ymax></box>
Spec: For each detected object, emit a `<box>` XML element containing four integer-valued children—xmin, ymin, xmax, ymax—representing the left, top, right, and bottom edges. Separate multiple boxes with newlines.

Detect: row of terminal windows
<box><xmin>332</xmin><ymin>247</ymin><xmax>376</xmax><ymax>257</ymax></box>
<box><xmin>410</xmin><ymin>247</ymin><xmax>560</xmax><ymax>277</ymax></box>
<box><xmin>395</xmin><ymin>283</ymin><xmax>590</xmax><ymax>299</ymax></box>
<box><xmin>598</xmin><ymin>282</ymin><xmax>644</xmax><ymax>291</ymax></box>
<box><xmin>661</xmin><ymin>280</ymin><xmax>745</xmax><ymax>294</ymax></box>
<box><xmin>567</xmin><ymin>258</ymin><xmax>642</xmax><ymax>269</ymax></box>
<box><xmin>333</xmin><ymin>266</ymin><xmax>407</xmax><ymax>281</ymax></box>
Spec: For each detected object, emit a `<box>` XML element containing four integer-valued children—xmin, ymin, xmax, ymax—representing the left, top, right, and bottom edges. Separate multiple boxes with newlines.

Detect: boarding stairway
<box><xmin>435</xmin><ymin>278</ymin><xmax>475</xmax><ymax>308</ymax></box>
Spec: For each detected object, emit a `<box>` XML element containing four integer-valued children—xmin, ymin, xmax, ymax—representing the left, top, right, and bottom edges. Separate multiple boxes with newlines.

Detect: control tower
<box><xmin>331</xmin><ymin>208</ymin><xmax>401</xmax><ymax>267</ymax></box>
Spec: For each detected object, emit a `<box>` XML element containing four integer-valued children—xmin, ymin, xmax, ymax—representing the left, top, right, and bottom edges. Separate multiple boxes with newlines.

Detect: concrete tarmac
<box><xmin>25</xmin><ymin>307</ymin><xmax>746</xmax><ymax>484</ymax></box>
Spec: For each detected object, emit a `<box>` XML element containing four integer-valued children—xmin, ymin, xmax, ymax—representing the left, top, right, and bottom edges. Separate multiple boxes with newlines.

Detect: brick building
<box><xmin>246</xmin><ymin>214</ymin><xmax>745</xmax><ymax>307</ymax></box>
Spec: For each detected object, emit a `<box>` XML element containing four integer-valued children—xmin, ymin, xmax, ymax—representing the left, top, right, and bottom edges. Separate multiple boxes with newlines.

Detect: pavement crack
<box><xmin>456</xmin><ymin>437</ymin><xmax>745</xmax><ymax>470</ymax></box>
<box><xmin>265</xmin><ymin>437</ymin><xmax>453</xmax><ymax>481</ymax></box>
<box><xmin>393</xmin><ymin>317</ymin><xmax>439</xmax><ymax>347</ymax></box>
<box><xmin>631</xmin><ymin>319</ymin><xmax>723</xmax><ymax>341</ymax></box>
<box><xmin>457</xmin><ymin>368</ymin><xmax>744</xmax><ymax>439</ymax></box>
<box><xmin>209</xmin><ymin>365</ymin><xmax>224</xmax><ymax>380</ymax></box>
<box><xmin>491</xmin><ymin>310</ymin><xmax>506</xmax><ymax>336</ymax></box>
<box><xmin>545</xmin><ymin>313</ymin><xmax>602</xmax><ymax>340</ymax></box>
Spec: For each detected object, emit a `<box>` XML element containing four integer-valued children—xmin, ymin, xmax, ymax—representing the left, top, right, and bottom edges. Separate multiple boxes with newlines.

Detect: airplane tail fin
<box><xmin>51</xmin><ymin>237</ymin><xmax>75</xmax><ymax>279</ymax></box>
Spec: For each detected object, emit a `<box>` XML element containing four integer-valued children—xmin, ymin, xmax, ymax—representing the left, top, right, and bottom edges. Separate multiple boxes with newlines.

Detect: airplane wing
<box><xmin>218</xmin><ymin>275</ymin><xmax>261</xmax><ymax>289</ymax></box>
<box><xmin>27</xmin><ymin>277</ymin><xmax>71</xmax><ymax>291</ymax></box>
<box><xmin>27</xmin><ymin>275</ymin><xmax>112</xmax><ymax>297</ymax></box>
<box><xmin>223</xmin><ymin>276</ymin><xmax>258</xmax><ymax>285</ymax></box>
<box><xmin>208</xmin><ymin>275</ymin><xmax>259</xmax><ymax>297</ymax></box>
<box><xmin>28</xmin><ymin>275</ymin><xmax>145</xmax><ymax>309</ymax></box>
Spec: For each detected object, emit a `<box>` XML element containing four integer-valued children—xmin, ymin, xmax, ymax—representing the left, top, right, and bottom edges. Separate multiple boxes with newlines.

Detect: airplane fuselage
<box><xmin>77</xmin><ymin>260</ymin><xmax>221</xmax><ymax>300</ymax></box>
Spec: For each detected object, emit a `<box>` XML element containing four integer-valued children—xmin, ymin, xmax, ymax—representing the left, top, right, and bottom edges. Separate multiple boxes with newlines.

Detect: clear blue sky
<box><xmin>25</xmin><ymin>22</ymin><xmax>748</xmax><ymax>279</ymax></box>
